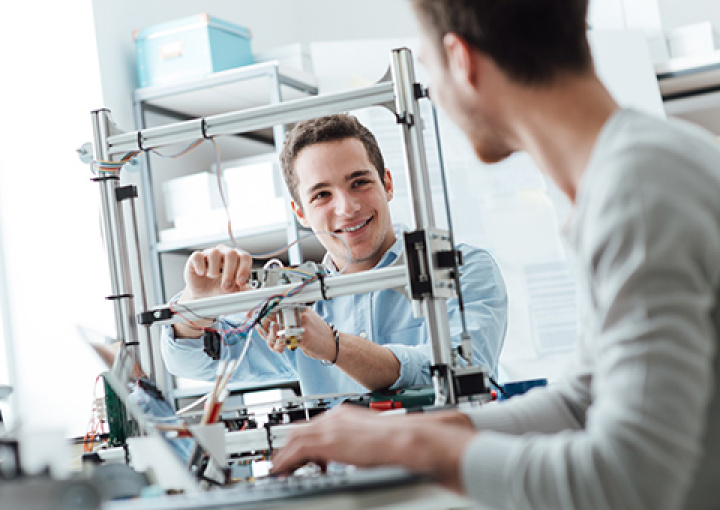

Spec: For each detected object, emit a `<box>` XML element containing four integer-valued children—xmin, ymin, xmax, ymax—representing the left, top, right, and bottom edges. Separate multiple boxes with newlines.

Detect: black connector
<box><xmin>202</xmin><ymin>330</ymin><xmax>222</xmax><ymax>360</ymax></box>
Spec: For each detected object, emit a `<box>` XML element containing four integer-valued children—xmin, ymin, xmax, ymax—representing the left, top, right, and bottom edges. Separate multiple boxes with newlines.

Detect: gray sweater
<box><xmin>461</xmin><ymin>109</ymin><xmax>720</xmax><ymax>510</ymax></box>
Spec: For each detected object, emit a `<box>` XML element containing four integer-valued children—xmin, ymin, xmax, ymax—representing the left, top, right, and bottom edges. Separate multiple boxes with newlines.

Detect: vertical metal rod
<box><xmin>133</xmin><ymin>98</ymin><xmax>171</xmax><ymax>394</ymax></box>
<box><xmin>91</xmin><ymin>109</ymin><xmax>142</xmax><ymax>381</ymax></box>
<box><xmin>127</xmin><ymin>194</ymin><xmax>155</xmax><ymax>381</ymax></box>
<box><xmin>269</xmin><ymin>65</ymin><xmax>302</xmax><ymax>265</ymax></box>
<box><xmin>390</xmin><ymin>48</ymin><xmax>456</xmax><ymax>405</ymax></box>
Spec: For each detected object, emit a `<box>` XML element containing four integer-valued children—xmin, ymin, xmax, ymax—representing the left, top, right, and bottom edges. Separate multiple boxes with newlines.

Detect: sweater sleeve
<box><xmin>457</xmin><ymin>146</ymin><xmax>718</xmax><ymax>510</ymax></box>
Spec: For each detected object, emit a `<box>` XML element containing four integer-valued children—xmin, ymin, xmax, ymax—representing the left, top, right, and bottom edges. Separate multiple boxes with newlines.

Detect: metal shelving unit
<box><xmin>130</xmin><ymin>62</ymin><xmax>320</xmax><ymax>401</ymax></box>
<box><xmin>132</xmin><ymin>61</ymin><xmax>321</xmax><ymax>307</ymax></box>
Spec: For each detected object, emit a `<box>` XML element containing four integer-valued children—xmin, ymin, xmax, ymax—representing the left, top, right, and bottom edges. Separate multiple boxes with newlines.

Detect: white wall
<box><xmin>590</xmin><ymin>0</ymin><xmax>720</xmax><ymax>60</ymax></box>
<box><xmin>0</xmin><ymin>1</ymin><xmax>113</xmax><ymax>437</ymax></box>
<box><xmin>590</xmin><ymin>0</ymin><xmax>720</xmax><ymax>30</ymax></box>
<box><xmin>658</xmin><ymin>0</ymin><xmax>720</xmax><ymax>31</ymax></box>
<box><xmin>92</xmin><ymin>0</ymin><xmax>418</xmax><ymax>131</ymax></box>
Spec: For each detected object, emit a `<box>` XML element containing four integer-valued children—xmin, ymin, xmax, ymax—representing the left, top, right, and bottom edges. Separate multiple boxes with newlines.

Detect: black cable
<box><xmin>488</xmin><ymin>375</ymin><xmax>509</xmax><ymax>399</ymax></box>
<box><xmin>316</xmin><ymin>270</ymin><xmax>329</xmax><ymax>301</ymax></box>
<box><xmin>430</xmin><ymin>102</ymin><xmax>469</xmax><ymax>337</ymax></box>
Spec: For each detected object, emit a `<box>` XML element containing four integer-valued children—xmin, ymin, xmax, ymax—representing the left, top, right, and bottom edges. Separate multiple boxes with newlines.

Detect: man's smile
<box><xmin>335</xmin><ymin>216</ymin><xmax>373</xmax><ymax>234</ymax></box>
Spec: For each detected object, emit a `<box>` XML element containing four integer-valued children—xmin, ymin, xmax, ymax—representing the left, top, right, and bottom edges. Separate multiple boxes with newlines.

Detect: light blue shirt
<box><xmin>161</xmin><ymin>227</ymin><xmax>508</xmax><ymax>396</ymax></box>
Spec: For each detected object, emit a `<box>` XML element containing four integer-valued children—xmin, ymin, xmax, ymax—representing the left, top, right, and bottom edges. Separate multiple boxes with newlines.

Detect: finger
<box><xmin>187</xmin><ymin>251</ymin><xmax>208</xmax><ymax>277</ymax></box>
<box><xmin>270</xmin><ymin>323</ymin><xmax>287</xmax><ymax>354</ymax></box>
<box><xmin>257</xmin><ymin>318</ymin><xmax>273</xmax><ymax>339</ymax></box>
<box><xmin>204</xmin><ymin>248</ymin><xmax>224</xmax><ymax>279</ymax></box>
<box><xmin>271</xmin><ymin>435</ymin><xmax>331</xmax><ymax>475</ymax></box>
<box><xmin>235</xmin><ymin>250</ymin><xmax>253</xmax><ymax>287</ymax></box>
<box><xmin>263</xmin><ymin>322</ymin><xmax>279</xmax><ymax>350</ymax></box>
<box><xmin>256</xmin><ymin>323</ymin><xmax>267</xmax><ymax>340</ymax></box>
<box><xmin>221</xmin><ymin>250</ymin><xmax>240</xmax><ymax>291</ymax></box>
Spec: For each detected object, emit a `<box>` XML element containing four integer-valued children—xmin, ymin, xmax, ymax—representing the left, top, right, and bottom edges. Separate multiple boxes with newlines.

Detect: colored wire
<box><xmin>150</xmin><ymin>139</ymin><xmax>204</xmax><ymax>159</ymax></box>
<box><xmin>90</xmin><ymin>138</ymin><xmax>206</xmax><ymax>174</ymax></box>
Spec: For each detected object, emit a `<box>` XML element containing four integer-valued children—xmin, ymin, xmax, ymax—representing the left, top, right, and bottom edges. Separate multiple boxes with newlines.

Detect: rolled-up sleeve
<box><xmin>387</xmin><ymin>245</ymin><xmax>508</xmax><ymax>388</ymax></box>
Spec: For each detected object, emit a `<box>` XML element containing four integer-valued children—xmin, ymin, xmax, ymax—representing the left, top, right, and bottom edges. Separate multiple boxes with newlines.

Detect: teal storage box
<box><xmin>134</xmin><ymin>13</ymin><xmax>253</xmax><ymax>88</ymax></box>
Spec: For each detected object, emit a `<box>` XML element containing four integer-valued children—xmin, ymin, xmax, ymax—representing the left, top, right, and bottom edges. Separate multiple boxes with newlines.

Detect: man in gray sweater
<box><xmin>271</xmin><ymin>1</ymin><xmax>720</xmax><ymax>509</ymax></box>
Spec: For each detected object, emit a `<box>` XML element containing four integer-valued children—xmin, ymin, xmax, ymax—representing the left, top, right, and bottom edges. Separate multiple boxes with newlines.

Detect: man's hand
<box><xmin>257</xmin><ymin>308</ymin><xmax>337</xmax><ymax>361</ymax></box>
<box><xmin>182</xmin><ymin>245</ymin><xmax>253</xmax><ymax>300</ymax></box>
<box><xmin>270</xmin><ymin>405</ymin><xmax>477</xmax><ymax>493</ymax></box>
<box><xmin>173</xmin><ymin>245</ymin><xmax>253</xmax><ymax>338</ymax></box>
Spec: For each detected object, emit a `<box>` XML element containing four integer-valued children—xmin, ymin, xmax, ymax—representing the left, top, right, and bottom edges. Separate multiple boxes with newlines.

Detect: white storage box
<box><xmin>221</xmin><ymin>154</ymin><xmax>287</xmax><ymax>229</ymax></box>
<box><xmin>667</xmin><ymin>21</ymin><xmax>720</xmax><ymax>59</ymax></box>
<box><xmin>254</xmin><ymin>43</ymin><xmax>314</xmax><ymax>74</ymax></box>
<box><xmin>162</xmin><ymin>171</ymin><xmax>225</xmax><ymax>226</ymax></box>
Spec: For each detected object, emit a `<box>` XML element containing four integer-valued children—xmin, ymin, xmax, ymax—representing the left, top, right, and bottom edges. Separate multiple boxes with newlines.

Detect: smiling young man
<box><xmin>161</xmin><ymin>114</ymin><xmax>508</xmax><ymax>397</ymax></box>
<box><xmin>271</xmin><ymin>2</ymin><xmax>720</xmax><ymax>509</ymax></box>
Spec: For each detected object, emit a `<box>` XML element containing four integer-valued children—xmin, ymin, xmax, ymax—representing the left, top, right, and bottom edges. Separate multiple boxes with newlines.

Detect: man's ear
<box><xmin>383</xmin><ymin>169</ymin><xmax>394</xmax><ymax>201</ymax></box>
<box><xmin>443</xmin><ymin>32</ymin><xmax>479</xmax><ymax>89</ymax></box>
<box><xmin>291</xmin><ymin>200</ymin><xmax>309</xmax><ymax>228</ymax></box>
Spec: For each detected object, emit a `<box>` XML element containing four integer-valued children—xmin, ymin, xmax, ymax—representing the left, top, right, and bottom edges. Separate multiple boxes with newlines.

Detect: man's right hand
<box><xmin>173</xmin><ymin>245</ymin><xmax>254</xmax><ymax>338</ymax></box>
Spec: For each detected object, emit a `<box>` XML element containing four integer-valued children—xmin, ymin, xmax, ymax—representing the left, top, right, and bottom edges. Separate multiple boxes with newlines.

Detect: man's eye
<box><xmin>352</xmin><ymin>179</ymin><xmax>371</xmax><ymax>188</ymax></box>
<box><xmin>310</xmin><ymin>191</ymin><xmax>330</xmax><ymax>202</ymax></box>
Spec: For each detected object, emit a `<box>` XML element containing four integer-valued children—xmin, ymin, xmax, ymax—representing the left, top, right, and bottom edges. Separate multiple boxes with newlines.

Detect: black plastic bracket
<box><xmin>106</xmin><ymin>294</ymin><xmax>133</xmax><ymax>301</ymax></box>
<box><xmin>137</xmin><ymin>308</ymin><xmax>174</xmax><ymax>326</ymax></box>
<box><xmin>396</xmin><ymin>112</ymin><xmax>415</xmax><ymax>127</ymax></box>
<box><xmin>91</xmin><ymin>175</ymin><xmax>120</xmax><ymax>183</ymax></box>
<box><xmin>403</xmin><ymin>230</ymin><xmax>432</xmax><ymax>299</ymax></box>
<box><xmin>115</xmin><ymin>185</ymin><xmax>138</xmax><ymax>202</ymax></box>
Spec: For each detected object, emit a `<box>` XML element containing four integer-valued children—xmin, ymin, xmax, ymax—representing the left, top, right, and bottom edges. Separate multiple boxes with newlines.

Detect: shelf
<box><xmin>157</xmin><ymin>222</ymin><xmax>289</xmax><ymax>253</ymax></box>
<box><xmin>134</xmin><ymin>61</ymin><xmax>319</xmax><ymax>118</ymax></box>
<box><xmin>156</xmin><ymin>222</ymin><xmax>325</xmax><ymax>261</ymax></box>
<box><xmin>655</xmin><ymin>49</ymin><xmax>720</xmax><ymax>100</ymax></box>
<box><xmin>133</xmin><ymin>60</ymin><xmax>321</xmax><ymax>400</ymax></box>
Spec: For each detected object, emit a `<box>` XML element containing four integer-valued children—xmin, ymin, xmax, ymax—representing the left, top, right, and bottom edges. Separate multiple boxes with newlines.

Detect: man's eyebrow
<box><xmin>346</xmin><ymin>169</ymin><xmax>373</xmax><ymax>181</ymax></box>
<box><xmin>304</xmin><ymin>169</ymin><xmax>375</xmax><ymax>196</ymax></box>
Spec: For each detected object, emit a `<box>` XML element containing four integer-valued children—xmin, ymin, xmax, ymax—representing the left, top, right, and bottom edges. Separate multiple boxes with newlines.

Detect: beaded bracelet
<box><xmin>320</xmin><ymin>323</ymin><xmax>340</xmax><ymax>366</ymax></box>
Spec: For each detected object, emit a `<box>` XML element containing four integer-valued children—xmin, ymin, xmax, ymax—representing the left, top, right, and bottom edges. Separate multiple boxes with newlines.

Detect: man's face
<box><xmin>291</xmin><ymin>138</ymin><xmax>396</xmax><ymax>274</ymax></box>
<box><xmin>418</xmin><ymin>27</ymin><xmax>514</xmax><ymax>164</ymax></box>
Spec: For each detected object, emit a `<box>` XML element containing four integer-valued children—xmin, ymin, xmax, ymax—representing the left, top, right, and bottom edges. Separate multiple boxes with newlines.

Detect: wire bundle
<box><xmin>83</xmin><ymin>375</ymin><xmax>108</xmax><ymax>452</ymax></box>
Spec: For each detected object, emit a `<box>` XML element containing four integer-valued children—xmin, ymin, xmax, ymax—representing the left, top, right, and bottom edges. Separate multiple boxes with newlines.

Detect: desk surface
<box><xmin>103</xmin><ymin>479</ymin><xmax>482</xmax><ymax>510</ymax></box>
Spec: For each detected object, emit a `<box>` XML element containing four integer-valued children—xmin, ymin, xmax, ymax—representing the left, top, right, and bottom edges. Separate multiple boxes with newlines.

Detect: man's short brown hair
<box><xmin>280</xmin><ymin>114</ymin><xmax>385</xmax><ymax>206</ymax></box>
<box><xmin>411</xmin><ymin>0</ymin><xmax>592</xmax><ymax>84</ymax></box>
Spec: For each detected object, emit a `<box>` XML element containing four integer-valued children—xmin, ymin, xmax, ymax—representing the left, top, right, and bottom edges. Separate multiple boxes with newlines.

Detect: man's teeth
<box><xmin>339</xmin><ymin>218</ymin><xmax>370</xmax><ymax>232</ymax></box>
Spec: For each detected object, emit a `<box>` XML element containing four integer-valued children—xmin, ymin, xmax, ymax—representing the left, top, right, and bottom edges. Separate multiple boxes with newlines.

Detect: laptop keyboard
<box><xmin>104</xmin><ymin>466</ymin><xmax>422</xmax><ymax>509</ymax></box>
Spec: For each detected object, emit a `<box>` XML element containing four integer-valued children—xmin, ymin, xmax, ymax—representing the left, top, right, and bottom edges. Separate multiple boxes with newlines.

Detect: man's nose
<box><xmin>334</xmin><ymin>191</ymin><xmax>361</xmax><ymax>216</ymax></box>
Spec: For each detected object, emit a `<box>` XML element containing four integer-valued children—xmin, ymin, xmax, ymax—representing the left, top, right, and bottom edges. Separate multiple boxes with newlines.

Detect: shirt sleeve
<box><xmin>457</xmin><ymin>148</ymin><xmax>718</xmax><ymax>510</ymax></box>
<box><xmin>387</xmin><ymin>244</ymin><xmax>508</xmax><ymax>388</ymax></box>
<box><xmin>161</xmin><ymin>316</ymin><xmax>296</xmax><ymax>384</ymax></box>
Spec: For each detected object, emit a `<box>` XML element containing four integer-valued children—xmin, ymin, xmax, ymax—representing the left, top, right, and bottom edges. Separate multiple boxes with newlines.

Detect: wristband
<box><xmin>320</xmin><ymin>323</ymin><xmax>340</xmax><ymax>366</ymax></box>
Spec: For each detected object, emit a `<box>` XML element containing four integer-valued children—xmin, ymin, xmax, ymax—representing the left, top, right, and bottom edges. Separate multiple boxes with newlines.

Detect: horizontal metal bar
<box><xmin>108</xmin><ymin>82</ymin><xmax>396</xmax><ymax>157</ymax></box>
<box><xmin>141</xmin><ymin>265</ymin><xmax>409</xmax><ymax>326</ymax></box>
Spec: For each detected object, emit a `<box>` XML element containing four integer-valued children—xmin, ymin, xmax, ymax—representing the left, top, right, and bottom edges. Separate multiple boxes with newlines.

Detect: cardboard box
<box><xmin>134</xmin><ymin>13</ymin><xmax>253</xmax><ymax>88</ymax></box>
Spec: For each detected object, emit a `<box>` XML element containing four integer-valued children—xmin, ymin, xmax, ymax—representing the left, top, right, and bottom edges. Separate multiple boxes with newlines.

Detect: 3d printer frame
<box><xmin>90</xmin><ymin>48</ymin><xmax>486</xmax><ymax>408</ymax></box>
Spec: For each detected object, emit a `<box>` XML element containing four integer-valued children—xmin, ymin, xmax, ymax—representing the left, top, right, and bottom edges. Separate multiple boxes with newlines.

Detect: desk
<box><xmin>103</xmin><ymin>482</ymin><xmax>482</xmax><ymax>510</ymax></box>
<box><xmin>656</xmin><ymin>50</ymin><xmax>720</xmax><ymax>137</ymax></box>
